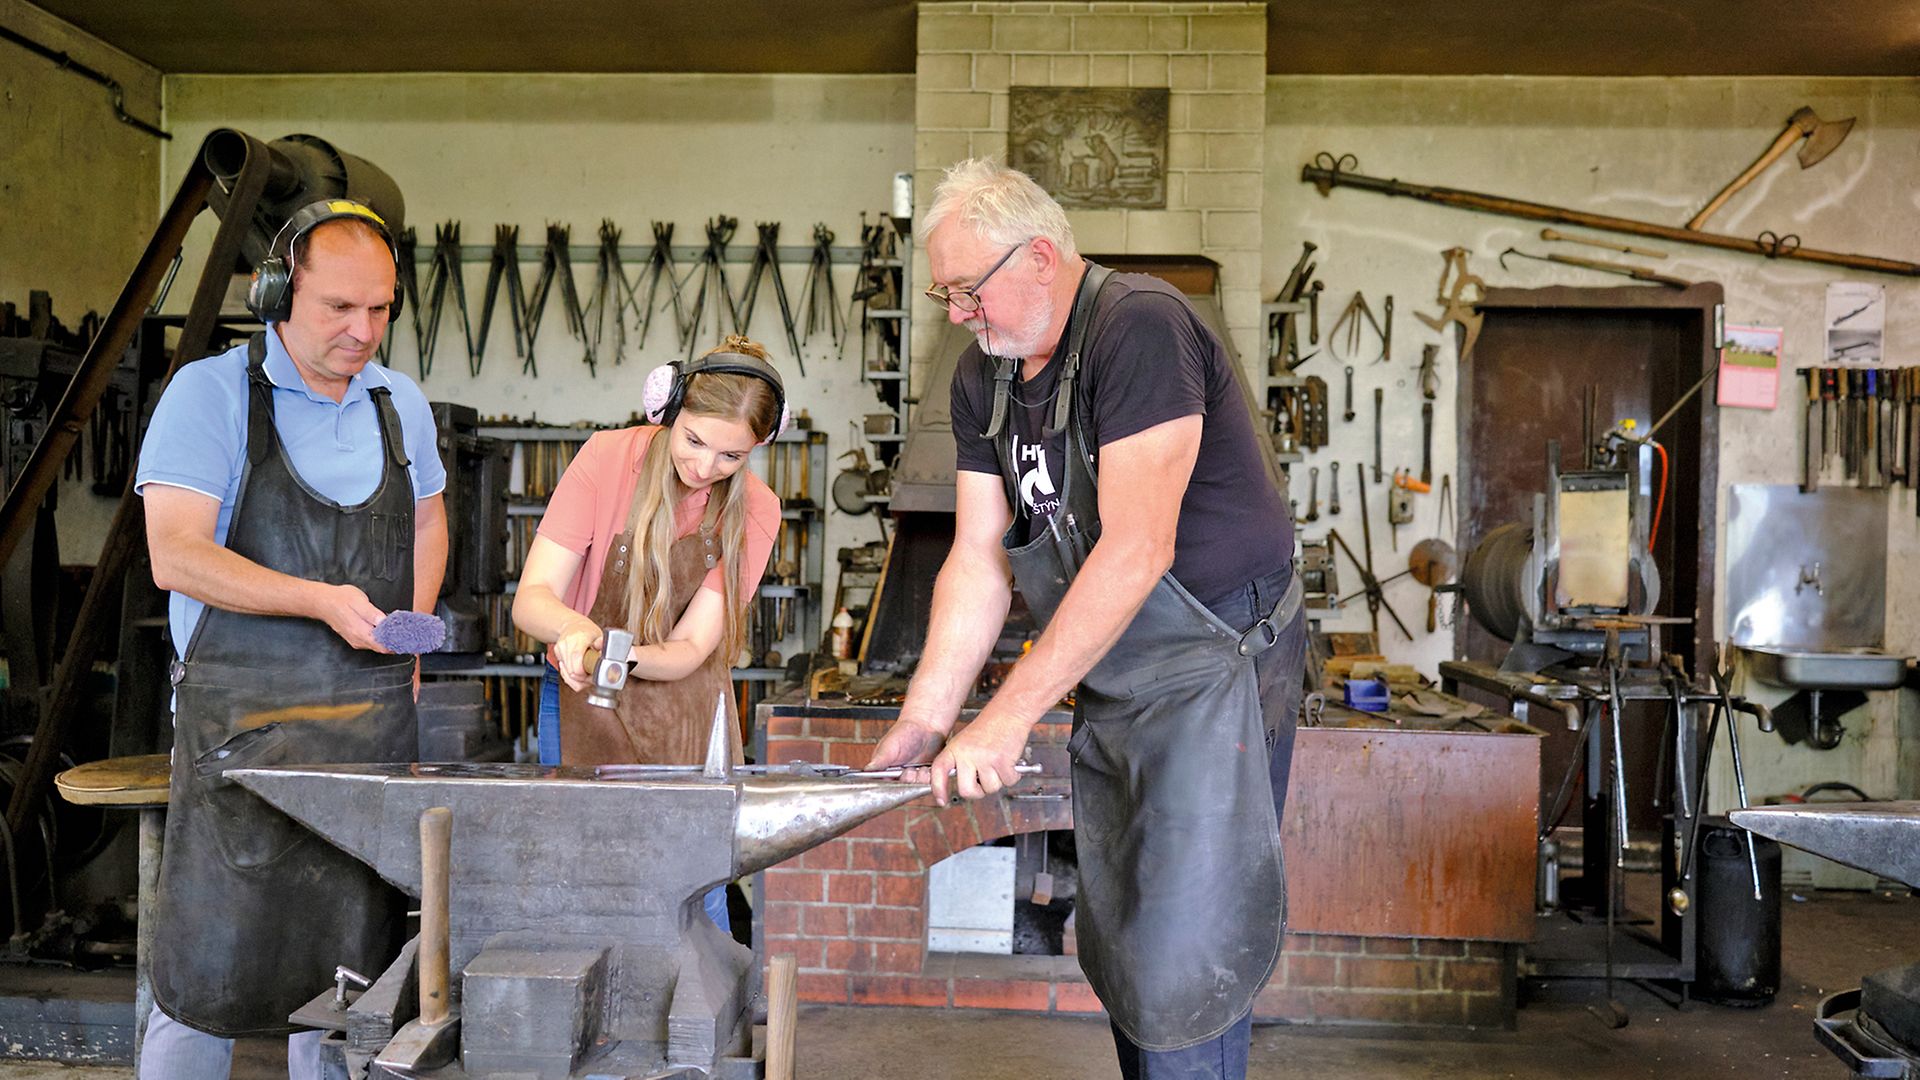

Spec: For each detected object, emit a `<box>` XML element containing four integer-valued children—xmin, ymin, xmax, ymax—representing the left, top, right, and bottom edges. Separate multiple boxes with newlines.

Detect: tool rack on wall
<box><xmin>852</xmin><ymin>215</ymin><xmax>913</xmax><ymax>495</ymax></box>
<box><xmin>739</xmin><ymin>428</ymin><xmax>828</xmax><ymax>717</ymax></box>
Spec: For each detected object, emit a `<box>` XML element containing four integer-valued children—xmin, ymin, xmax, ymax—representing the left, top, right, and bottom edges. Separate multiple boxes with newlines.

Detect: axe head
<box><xmin>1792</xmin><ymin>106</ymin><xmax>1855</xmax><ymax>168</ymax></box>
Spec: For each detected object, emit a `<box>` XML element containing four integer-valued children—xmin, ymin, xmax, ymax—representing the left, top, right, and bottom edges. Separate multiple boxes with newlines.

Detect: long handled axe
<box><xmin>1686</xmin><ymin>106</ymin><xmax>1854</xmax><ymax>231</ymax></box>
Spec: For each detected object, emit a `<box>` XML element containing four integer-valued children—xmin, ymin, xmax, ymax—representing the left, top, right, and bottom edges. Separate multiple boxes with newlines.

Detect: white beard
<box><xmin>970</xmin><ymin>293</ymin><xmax>1055</xmax><ymax>360</ymax></box>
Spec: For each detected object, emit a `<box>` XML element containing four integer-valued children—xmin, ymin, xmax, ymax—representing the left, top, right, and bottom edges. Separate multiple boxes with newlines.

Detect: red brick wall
<box><xmin>760</xmin><ymin>708</ymin><xmax>1514</xmax><ymax>1028</ymax></box>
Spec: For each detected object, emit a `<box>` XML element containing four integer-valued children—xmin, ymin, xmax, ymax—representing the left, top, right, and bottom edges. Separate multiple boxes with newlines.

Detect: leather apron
<box><xmin>151</xmin><ymin>333</ymin><xmax>418</xmax><ymax>1037</ymax></box>
<box><xmin>988</xmin><ymin>267</ymin><xmax>1300</xmax><ymax>1050</ymax></box>
<box><xmin>557</xmin><ymin>482</ymin><xmax>743</xmax><ymax>766</ymax></box>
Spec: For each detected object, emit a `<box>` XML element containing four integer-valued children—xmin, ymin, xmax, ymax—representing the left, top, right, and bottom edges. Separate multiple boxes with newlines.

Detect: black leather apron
<box><xmin>988</xmin><ymin>267</ymin><xmax>1299</xmax><ymax>1050</ymax></box>
<box><xmin>150</xmin><ymin>333</ymin><xmax>418</xmax><ymax>1037</ymax></box>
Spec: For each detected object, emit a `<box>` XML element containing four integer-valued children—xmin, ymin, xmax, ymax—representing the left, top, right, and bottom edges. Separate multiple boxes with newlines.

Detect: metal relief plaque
<box><xmin>1008</xmin><ymin>87</ymin><xmax>1169</xmax><ymax>209</ymax></box>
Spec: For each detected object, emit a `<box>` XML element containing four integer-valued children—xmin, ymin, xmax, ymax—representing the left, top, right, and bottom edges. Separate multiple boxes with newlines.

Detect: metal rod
<box><xmin>1303</xmin><ymin>159</ymin><xmax>1920</xmax><ymax>278</ymax></box>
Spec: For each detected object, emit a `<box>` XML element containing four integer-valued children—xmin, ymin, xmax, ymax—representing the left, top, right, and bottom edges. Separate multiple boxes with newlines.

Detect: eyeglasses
<box><xmin>924</xmin><ymin>241</ymin><xmax>1029</xmax><ymax>314</ymax></box>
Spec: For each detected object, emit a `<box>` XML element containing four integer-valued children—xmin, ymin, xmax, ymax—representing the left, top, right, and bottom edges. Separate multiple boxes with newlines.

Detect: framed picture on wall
<box><xmin>1007</xmin><ymin>87</ymin><xmax>1169</xmax><ymax>210</ymax></box>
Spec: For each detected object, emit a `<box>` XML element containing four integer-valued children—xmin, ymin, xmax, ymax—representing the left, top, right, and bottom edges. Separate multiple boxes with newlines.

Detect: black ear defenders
<box><xmin>245</xmin><ymin>198</ymin><xmax>403</xmax><ymax>323</ymax></box>
<box><xmin>643</xmin><ymin>351</ymin><xmax>791</xmax><ymax>445</ymax></box>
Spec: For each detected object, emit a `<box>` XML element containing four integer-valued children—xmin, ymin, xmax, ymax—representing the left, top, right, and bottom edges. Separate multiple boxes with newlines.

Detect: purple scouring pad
<box><xmin>373</xmin><ymin>610</ymin><xmax>447</xmax><ymax>654</ymax></box>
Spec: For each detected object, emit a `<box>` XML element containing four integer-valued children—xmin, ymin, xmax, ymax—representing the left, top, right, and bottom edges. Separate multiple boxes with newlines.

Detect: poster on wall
<box><xmin>1007</xmin><ymin>87</ymin><xmax>1169</xmax><ymax>209</ymax></box>
<box><xmin>1825</xmin><ymin>282</ymin><xmax>1885</xmax><ymax>365</ymax></box>
<box><xmin>1718</xmin><ymin>324</ymin><xmax>1783</xmax><ymax>410</ymax></box>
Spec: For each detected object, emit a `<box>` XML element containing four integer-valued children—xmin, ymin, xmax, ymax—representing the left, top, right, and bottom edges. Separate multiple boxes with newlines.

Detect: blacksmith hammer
<box><xmin>583</xmin><ymin>627</ymin><xmax>636</xmax><ymax>709</ymax></box>
<box><xmin>1687</xmin><ymin>106</ymin><xmax>1854</xmax><ymax>231</ymax></box>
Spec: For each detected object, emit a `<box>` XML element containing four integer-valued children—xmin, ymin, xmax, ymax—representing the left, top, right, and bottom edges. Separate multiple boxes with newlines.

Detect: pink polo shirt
<box><xmin>535</xmin><ymin>426</ymin><xmax>781</xmax><ymax>618</ymax></box>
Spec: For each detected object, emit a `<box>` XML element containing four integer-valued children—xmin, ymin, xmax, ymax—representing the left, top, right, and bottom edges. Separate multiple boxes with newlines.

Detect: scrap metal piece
<box><xmin>1729</xmin><ymin>802</ymin><xmax>1920</xmax><ymax>891</ymax></box>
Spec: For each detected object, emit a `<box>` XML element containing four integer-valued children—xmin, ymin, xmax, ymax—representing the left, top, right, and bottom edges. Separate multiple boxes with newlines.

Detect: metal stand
<box><xmin>1441</xmin><ymin>658</ymin><xmax>1772</xmax><ymax>1010</ymax></box>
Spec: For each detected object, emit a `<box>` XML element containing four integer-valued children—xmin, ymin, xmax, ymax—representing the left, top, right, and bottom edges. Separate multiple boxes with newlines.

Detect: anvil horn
<box><xmin>734</xmin><ymin>778</ymin><xmax>930</xmax><ymax>877</ymax></box>
<box><xmin>1730</xmin><ymin>802</ymin><xmax>1920</xmax><ymax>891</ymax></box>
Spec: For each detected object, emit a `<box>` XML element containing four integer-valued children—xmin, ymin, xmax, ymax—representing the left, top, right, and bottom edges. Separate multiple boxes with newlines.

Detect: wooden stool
<box><xmin>56</xmin><ymin>754</ymin><xmax>169</xmax><ymax>1071</ymax></box>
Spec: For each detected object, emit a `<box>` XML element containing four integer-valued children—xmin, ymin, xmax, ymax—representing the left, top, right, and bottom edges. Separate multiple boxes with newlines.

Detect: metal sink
<box><xmin>1742</xmin><ymin>647</ymin><xmax>1910</xmax><ymax>690</ymax></box>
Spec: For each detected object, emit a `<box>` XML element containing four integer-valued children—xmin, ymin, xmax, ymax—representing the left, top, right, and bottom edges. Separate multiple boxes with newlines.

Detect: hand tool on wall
<box><xmin>1408</xmin><ymin>538</ymin><xmax>1458</xmax><ymax>634</ymax></box>
<box><xmin>387</xmin><ymin>227</ymin><xmax>425</xmax><ymax>368</ymax></box>
<box><xmin>1416</xmin><ymin>246</ymin><xmax>1487</xmax><ymax>361</ymax></box>
<box><xmin>525</xmin><ymin>224</ymin><xmax>592</xmax><ymax>376</ymax></box>
<box><xmin>1687</xmin><ymin>107</ymin><xmax>1855</xmax><ymax>231</ymax></box>
<box><xmin>1308</xmin><ymin>280</ymin><xmax>1323</xmax><ymax>344</ymax></box>
<box><xmin>1820</xmin><ymin>368</ymin><xmax>1837</xmax><ymax>466</ymax></box>
<box><xmin>636</xmin><ymin>222</ymin><xmax>685</xmax><ymax>350</ymax></box>
<box><xmin>1436</xmin><ymin>473</ymin><xmax>1454</xmax><ymax>536</ymax></box>
<box><xmin>1387</xmin><ymin>475</ymin><xmax>1414</xmax><ymax>550</ymax></box>
<box><xmin>1331</xmin><ymin>291</ymin><xmax>1386</xmax><ymax>365</ymax></box>
<box><xmin>1329</xmin><ymin>515</ymin><xmax>1412</xmax><ymax>642</ymax></box>
<box><xmin>1880</xmin><ymin>370</ymin><xmax>1896</xmax><ymax>487</ymax></box>
<box><xmin>1418</xmin><ymin>344</ymin><xmax>1440</xmax><ymax>401</ymax></box>
<box><xmin>1268</xmin><ymin>242</ymin><xmax>1317</xmax><ymax>376</ymax></box>
<box><xmin>585</xmin><ymin>219</ymin><xmax>640</xmax><ymax>370</ymax></box>
<box><xmin>1329</xmin><ymin>461</ymin><xmax>1342</xmax><ymax>516</ymax></box>
<box><xmin>1305</xmin><ymin>375</ymin><xmax>1329</xmax><ymax>449</ymax></box>
<box><xmin>683</xmin><ymin>215</ymin><xmax>741</xmax><ymax>360</ymax></box>
<box><xmin>1540</xmin><ymin>227</ymin><xmax>1667</xmax><ymax>259</ymax></box>
<box><xmin>738</xmin><ymin>222</ymin><xmax>807</xmax><ymax>375</ymax></box>
<box><xmin>799</xmin><ymin>223</ymin><xmax>844</xmax><ymax>348</ymax></box>
<box><xmin>1380</xmin><ymin>296</ymin><xmax>1394</xmax><ymax>364</ymax></box>
<box><xmin>1498</xmin><ymin>247</ymin><xmax>1694</xmax><ymax>288</ymax></box>
<box><xmin>1304</xmin><ymin>153</ymin><xmax>1920</xmax><ymax>277</ymax></box>
<box><xmin>1420</xmin><ymin>401</ymin><xmax>1434</xmax><ymax>484</ymax></box>
<box><xmin>476</xmin><ymin>225</ymin><xmax>529</xmax><ymax>375</ymax></box>
<box><xmin>420</xmin><ymin>222</ymin><xmax>475</xmax><ymax>379</ymax></box>
<box><xmin>1801</xmin><ymin>369</ymin><xmax>1820</xmax><ymax>492</ymax></box>
<box><xmin>1342</xmin><ymin>366</ymin><xmax>1355</xmax><ymax>421</ymax></box>
<box><xmin>1305</xmin><ymin>467</ymin><xmax>1320</xmax><ymax>522</ymax></box>
<box><xmin>1865</xmin><ymin>369</ymin><xmax>1881</xmax><ymax>489</ymax></box>
<box><xmin>1372</xmin><ymin>387</ymin><xmax>1385</xmax><ymax>482</ymax></box>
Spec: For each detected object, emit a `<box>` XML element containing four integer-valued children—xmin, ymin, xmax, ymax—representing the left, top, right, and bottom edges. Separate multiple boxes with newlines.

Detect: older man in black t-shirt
<box><xmin>870</xmin><ymin>160</ymin><xmax>1306</xmax><ymax>1080</ymax></box>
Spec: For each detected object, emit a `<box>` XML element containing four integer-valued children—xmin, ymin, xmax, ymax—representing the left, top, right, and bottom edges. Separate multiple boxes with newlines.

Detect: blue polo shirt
<box><xmin>135</xmin><ymin>326</ymin><xmax>446</xmax><ymax>657</ymax></box>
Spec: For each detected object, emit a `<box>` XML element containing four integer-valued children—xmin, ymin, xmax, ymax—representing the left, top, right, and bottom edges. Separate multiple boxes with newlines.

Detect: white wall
<box><xmin>160</xmin><ymin>72</ymin><xmax>916</xmax><ymax>616</ymax></box>
<box><xmin>1263</xmin><ymin>75</ymin><xmax>1920</xmax><ymax>806</ymax></box>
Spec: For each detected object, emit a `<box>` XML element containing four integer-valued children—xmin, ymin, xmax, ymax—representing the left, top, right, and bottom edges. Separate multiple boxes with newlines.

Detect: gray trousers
<box><xmin>139</xmin><ymin>1004</ymin><xmax>323</xmax><ymax>1080</ymax></box>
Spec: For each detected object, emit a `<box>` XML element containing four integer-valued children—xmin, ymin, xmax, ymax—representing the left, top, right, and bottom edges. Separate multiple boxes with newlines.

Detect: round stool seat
<box><xmin>55</xmin><ymin>753</ymin><xmax>170</xmax><ymax>808</ymax></box>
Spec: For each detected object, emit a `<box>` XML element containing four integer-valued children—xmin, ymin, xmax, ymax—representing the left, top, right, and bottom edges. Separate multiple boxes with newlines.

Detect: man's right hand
<box><xmin>311</xmin><ymin>583</ymin><xmax>391</xmax><ymax>652</ymax></box>
<box><xmin>865</xmin><ymin>717</ymin><xmax>948</xmax><ymax>771</ymax></box>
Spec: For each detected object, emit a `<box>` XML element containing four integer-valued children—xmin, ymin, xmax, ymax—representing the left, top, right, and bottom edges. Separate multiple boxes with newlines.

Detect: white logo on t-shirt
<box><xmin>1011</xmin><ymin>432</ymin><xmax>1060</xmax><ymax>517</ymax></box>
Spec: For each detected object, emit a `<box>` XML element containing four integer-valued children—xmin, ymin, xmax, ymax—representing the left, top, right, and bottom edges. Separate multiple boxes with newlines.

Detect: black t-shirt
<box><xmin>949</xmin><ymin>271</ymin><xmax>1292</xmax><ymax>606</ymax></box>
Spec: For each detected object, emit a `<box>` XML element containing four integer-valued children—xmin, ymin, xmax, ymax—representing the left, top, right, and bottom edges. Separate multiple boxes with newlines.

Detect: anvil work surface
<box><xmin>15</xmin><ymin>887</ymin><xmax>1916</xmax><ymax>1079</ymax></box>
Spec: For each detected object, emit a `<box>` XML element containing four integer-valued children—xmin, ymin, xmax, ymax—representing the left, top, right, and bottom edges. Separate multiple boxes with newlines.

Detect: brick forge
<box><xmin>758</xmin><ymin>710</ymin><xmax>1517</xmax><ymax>1028</ymax></box>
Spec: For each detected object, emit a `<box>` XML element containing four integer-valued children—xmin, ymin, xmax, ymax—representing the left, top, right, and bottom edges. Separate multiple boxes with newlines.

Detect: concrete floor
<box><xmin>6</xmin><ymin>888</ymin><xmax>1911</xmax><ymax>1079</ymax></box>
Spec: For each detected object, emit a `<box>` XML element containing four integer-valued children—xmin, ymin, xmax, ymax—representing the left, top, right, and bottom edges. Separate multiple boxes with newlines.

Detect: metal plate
<box><xmin>1727</xmin><ymin>485</ymin><xmax>1887</xmax><ymax>650</ymax></box>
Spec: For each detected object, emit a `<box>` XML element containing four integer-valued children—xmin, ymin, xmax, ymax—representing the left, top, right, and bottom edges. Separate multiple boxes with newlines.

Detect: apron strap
<box><xmin>368</xmin><ymin>386</ymin><xmax>410</xmax><ymax>470</ymax></box>
<box><xmin>1236</xmin><ymin>569</ymin><xmax>1304</xmax><ymax>658</ymax></box>
<box><xmin>244</xmin><ymin>334</ymin><xmax>275</xmax><ymax>468</ymax></box>
<box><xmin>989</xmin><ymin>264</ymin><xmax>1115</xmax><ymax>515</ymax></box>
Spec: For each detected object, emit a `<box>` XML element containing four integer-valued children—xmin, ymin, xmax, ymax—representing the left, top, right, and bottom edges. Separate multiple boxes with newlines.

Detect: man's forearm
<box><xmin>413</xmin><ymin>499</ymin><xmax>449</xmax><ymax>613</ymax></box>
<box><xmin>985</xmin><ymin>536</ymin><xmax>1166</xmax><ymax>723</ymax></box>
<box><xmin>904</xmin><ymin>548</ymin><xmax>1014</xmax><ymax>734</ymax></box>
<box><xmin>153</xmin><ymin>535</ymin><xmax>327</xmax><ymax>620</ymax></box>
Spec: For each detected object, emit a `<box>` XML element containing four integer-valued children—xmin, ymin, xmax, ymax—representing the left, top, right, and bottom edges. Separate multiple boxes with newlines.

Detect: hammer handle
<box><xmin>418</xmin><ymin>806</ymin><xmax>452</xmax><ymax>1027</ymax></box>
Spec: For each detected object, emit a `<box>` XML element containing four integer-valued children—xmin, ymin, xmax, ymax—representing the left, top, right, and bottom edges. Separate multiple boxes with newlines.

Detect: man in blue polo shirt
<box><xmin>133</xmin><ymin>200</ymin><xmax>447</xmax><ymax>1078</ymax></box>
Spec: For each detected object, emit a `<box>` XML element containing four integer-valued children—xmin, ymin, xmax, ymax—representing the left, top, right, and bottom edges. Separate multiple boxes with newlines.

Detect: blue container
<box><xmin>1344</xmin><ymin>678</ymin><xmax>1389</xmax><ymax>712</ymax></box>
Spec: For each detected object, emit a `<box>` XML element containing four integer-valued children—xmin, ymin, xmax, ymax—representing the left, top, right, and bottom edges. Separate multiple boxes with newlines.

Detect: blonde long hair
<box><xmin>623</xmin><ymin>336</ymin><xmax>782</xmax><ymax>666</ymax></box>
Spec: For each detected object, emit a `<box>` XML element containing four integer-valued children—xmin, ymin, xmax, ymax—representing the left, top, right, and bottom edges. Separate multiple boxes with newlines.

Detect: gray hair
<box><xmin>917</xmin><ymin>159</ymin><xmax>1077</xmax><ymax>257</ymax></box>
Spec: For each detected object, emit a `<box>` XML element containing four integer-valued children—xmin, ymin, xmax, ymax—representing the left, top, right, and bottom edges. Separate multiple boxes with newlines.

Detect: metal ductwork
<box><xmin>201</xmin><ymin>129</ymin><xmax>407</xmax><ymax>268</ymax></box>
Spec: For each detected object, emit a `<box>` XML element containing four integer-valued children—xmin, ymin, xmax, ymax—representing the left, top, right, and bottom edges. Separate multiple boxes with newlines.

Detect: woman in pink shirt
<box><xmin>513</xmin><ymin>336</ymin><xmax>784</xmax><ymax>771</ymax></box>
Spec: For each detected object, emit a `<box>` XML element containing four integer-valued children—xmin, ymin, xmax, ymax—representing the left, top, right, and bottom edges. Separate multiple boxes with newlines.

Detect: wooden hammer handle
<box><xmin>418</xmin><ymin>806</ymin><xmax>453</xmax><ymax>1027</ymax></box>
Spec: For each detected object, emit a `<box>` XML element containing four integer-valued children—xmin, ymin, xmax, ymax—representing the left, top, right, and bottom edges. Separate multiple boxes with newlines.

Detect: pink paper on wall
<box><xmin>1718</xmin><ymin>325</ymin><xmax>1783</xmax><ymax>410</ymax></box>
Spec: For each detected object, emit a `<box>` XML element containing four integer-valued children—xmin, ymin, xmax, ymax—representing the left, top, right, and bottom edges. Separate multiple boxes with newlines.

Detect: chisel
<box><xmin>1802</xmin><ymin>369</ymin><xmax>1820</xmax><ymax>492</ymax></box>
<box><xmin>1373</xmin><ymin>388</ymin><xmax>1385</xmax><ymax>482</ymax></box>
<box><xmin>1821</xmin><ymin>368</ymin><xmax>1836</xmax><ymax>466</ymax></box>
<box><xmin>1881</xmin><ymin>369</ymin><xmax>1896</xmax><ymax>486</ymax></box>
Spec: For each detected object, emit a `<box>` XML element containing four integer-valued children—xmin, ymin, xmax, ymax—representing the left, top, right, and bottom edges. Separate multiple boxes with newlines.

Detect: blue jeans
<box><xmin>539</xmin><ymin>664</ymin><xmax>731</xmax><ymax>933</ymax></box>
<box><xmin>140</xmin><ymin>1004</ymin><xmax>323</xmax><ymax>1080</ymax></box>
<box><xmin>1111</xmin><ymin>1010</ymin><xmax>1252</xmax><ymax>1080</ymax></box>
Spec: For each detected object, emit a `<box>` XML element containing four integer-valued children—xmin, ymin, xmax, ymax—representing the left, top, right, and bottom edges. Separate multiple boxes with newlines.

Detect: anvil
<box><xmin>1730</xmin><ymin>801</ymin><xmax>1920</xmax><ymax>891</ymax></box>
<box><xmin>231</xmin><ymin>728</ymin><xmax>933</xmax><ymax>1079</ymax></box>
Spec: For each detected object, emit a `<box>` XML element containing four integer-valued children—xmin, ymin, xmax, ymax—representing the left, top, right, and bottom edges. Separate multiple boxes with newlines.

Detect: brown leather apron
<box><xmin>557</xmin><ymin>486</ymin><xmax>744</xmax><ymax>765</ymax></box>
